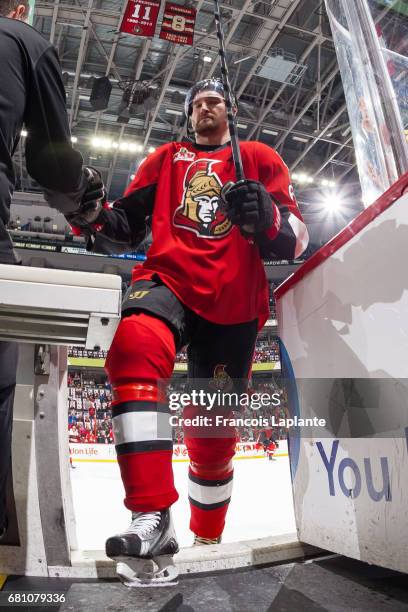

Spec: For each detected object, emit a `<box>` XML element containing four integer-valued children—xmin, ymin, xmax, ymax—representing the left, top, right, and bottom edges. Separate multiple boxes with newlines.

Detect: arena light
<box><xmin>100</xmin><ymin>139</ymin><xmax>112</xmax><ymax>149</ymax></box>
<box><xmin>91</xmin><ymin>137</ymin><xmax>145</xmax><ymax>154</ymax></box>
<box><xmin>321</xmin><ymin>179</ymin><xmax>336</xmax><ymax>187</ymax></box>
<box><xmin>20</xmin><ymin>129</ymin><xmax>28</xmax><ymax>137</ymax></box>
<box><xmin>297</xmin><ymin>173</ymin><xmax>309</xmax><ymax>184</ymax></box>
<box><xmin>71</xmin><ymin>136</ymin><xmax>78</xmax><ymax>143</ymax></box>
<box><xmin>324</xmin><ymin>193</ymin><xmax>343</xmax><ymax>212</ymax></box>
<box><xmin>91</xmin><ymin>137</ymin><xmax>114</xmax><ymax>149</ymax></box>
<box><xmin>148</xmin><ymin>146</ymin><xmax>156</xmax><ymax>153</ymax></box>
<box><xmin>203</xmin><ymin>55</ymin><xmax>212</xmax><ymax>63</ymax></box>
<box><xmin>233</xmin><ymin>55</ymin><xmax>254</xmax><ymax>65</ymax></box>
<box><xmin>291</xmin><ymin>171</ymin><xmax>315</xmax><ymax>185</ymax></box>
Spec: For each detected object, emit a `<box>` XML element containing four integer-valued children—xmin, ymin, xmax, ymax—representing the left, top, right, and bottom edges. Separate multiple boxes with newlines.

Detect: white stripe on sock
<box><xmin>112</xmin><ymin>411</ymin><xmax>172</xmax><ymax>444</ymax></box>
<box><xmin>188</xmin><ymin>479</ymin><xmax>233</xmax><ymax>506</ymax></box>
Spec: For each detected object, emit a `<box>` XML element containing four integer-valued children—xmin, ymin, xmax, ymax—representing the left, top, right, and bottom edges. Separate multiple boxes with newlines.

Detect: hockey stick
<box><xmin>213</xmin><ymin>0</ymin><xmax>244</xmax><ymax>182</ymax></box>
<box><xmin>213</xmin><ymin>0</ymin><xmax>257</xmax><ymax>234</ymax></box>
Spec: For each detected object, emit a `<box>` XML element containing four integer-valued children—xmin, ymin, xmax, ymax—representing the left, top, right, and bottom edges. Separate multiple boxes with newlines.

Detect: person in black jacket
<box><xmin>0</xmin><ymin>0</ymin><xmax>104</xmax><ymax>539</ymax></box>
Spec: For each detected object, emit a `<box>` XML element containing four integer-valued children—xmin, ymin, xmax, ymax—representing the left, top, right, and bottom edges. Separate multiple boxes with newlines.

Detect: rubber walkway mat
<box><xmin>1</xmin><ymin>556</ymin><xmax>408</xmax><ymax>611</ymax></box>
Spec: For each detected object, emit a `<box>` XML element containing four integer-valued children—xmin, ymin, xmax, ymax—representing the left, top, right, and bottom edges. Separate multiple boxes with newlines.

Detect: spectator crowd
<box><xmin>68</xmin><ymin>371</ymin><xmax>288</xmax><ymax>446</ymax></box>
<box><xmin>68</xmin><ymin>371</ymin><xmax>113</xmax><ymax>444</ymax></box>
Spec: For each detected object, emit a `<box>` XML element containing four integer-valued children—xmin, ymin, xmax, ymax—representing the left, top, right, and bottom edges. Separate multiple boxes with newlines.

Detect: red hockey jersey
<box><xmin>96</xmin><ymin>140</ymin><xmax>308</xmax><ymax>329</ymax></box>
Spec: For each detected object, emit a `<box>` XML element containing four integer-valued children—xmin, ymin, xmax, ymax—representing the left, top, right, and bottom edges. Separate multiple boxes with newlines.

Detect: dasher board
<box><xmin>0</xmin><ymin>265</ymin><xmax>121</xmax><ymax>349</ymax></box>
<box><xmin>274</xmin><ymin>173</ymin><xmax>408</xmax><ymax>574</ymax></box>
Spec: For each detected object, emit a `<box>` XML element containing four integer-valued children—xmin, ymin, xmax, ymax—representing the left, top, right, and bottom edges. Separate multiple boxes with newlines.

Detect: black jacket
<box><xmin>0</xmin><ymin>17</ymin><xmax>83</xmax><ymax>263</ymax></box>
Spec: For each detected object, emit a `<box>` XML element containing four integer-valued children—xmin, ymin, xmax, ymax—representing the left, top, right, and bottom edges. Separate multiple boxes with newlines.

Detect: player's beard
<box><xmin>193</xmin><ymin>114</ymin><xmax>228</xmax><ymax>136</ymax></box>
<box><xmin>194</xmin><ymin>116</ymin><xmax>217</xmax><ymax>135</ymax></box>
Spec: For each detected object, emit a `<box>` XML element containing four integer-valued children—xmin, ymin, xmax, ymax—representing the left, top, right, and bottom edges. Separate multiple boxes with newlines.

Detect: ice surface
<box><xmin>70</xmin><ymin>454</ymin><xmax>296</xmax><ymax>550</ymax></box>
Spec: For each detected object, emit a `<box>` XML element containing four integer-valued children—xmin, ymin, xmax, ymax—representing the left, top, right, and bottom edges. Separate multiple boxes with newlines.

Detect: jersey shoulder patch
<box><xmin>173</xmin><ymin>146</ymin><xmax>197</xmax><ymax>163</ymax></box>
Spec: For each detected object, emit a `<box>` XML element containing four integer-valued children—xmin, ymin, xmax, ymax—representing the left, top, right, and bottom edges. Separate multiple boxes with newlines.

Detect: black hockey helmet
<box><xmin>184</xmin><ymin>78</ymin><xmax>238</xmax><ymax>118</ymax></box>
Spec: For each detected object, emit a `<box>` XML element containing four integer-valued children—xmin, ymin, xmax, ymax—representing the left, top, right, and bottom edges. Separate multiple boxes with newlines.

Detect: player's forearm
<box><xmin>72</xmin><ymin>184</ymin><xmax>154</xmax><ymax>253</ymax></box>
<box><xmin>89</xmin><ymin>185</ymin><xmax>156</xmax><ymax>251</ymax></box>
<box><xmin>84</xmin><ymin>207</ymin><xmax>148</xmax><ymax>254</ymax></box>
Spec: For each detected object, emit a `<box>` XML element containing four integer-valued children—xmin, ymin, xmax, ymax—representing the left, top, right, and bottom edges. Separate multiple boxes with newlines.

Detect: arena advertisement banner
<box><xmin>13</xmin><ymin>236</ymin><xmax>146</xmax><ymax>260</ymax></box>
<box><xmin>120</xmin><ymin>0</ymin><xmax>161</xmax><ymax>37</ymax></box>
<box><xmin>13</xmin><ymin>241</ymin><xmax>56</xmax><ymax>252</ymax></box>
<box><xmin>67</xmin><ymin>356</ymin><xmax>279</xmax><ymax>371</ymax></box>
<box><xmin>69</xmin><ymin>441</ymin><xmax>288</xmax><ymax>463</ymax></box>
<box><xmin>159</xmin><ymin>2</ymin><xmax>196</xmax><ymax>46</ymax></box>
<box><xmin>60</xmin><ymin>245</ymin><xmax>145</xmax><ymax>260</ymax></box>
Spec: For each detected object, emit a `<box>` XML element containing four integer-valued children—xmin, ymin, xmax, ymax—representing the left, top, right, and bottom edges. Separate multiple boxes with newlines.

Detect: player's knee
<box><xmin>190</xmin><ymin>459</ymin><xmax>233</xmax><ymax>479</ymax></box>
<box><xmin>105</xmin><ymin>312</ymin><xmax>176</xmax><ymax>383</ymax></box>
<box><xmin>190</xmin><ymin>456</ymin><xmax>234</xmax><ymax>480</ymax></box>
<box><xmin>185</xmin><ymin>427</ymin><xmax>237</xmax><ymax>468</ymax></box>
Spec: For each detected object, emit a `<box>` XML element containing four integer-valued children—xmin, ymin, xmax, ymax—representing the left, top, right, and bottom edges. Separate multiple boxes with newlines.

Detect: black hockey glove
<box><xmin>221</xmin><ymin>179</ymin><xmax>274</xmax><ymax>234</ymax></box>
<box><xmin>64</xmin><ymin>167</ymin><xmax>106</xmax><ymax>229</ymax></box>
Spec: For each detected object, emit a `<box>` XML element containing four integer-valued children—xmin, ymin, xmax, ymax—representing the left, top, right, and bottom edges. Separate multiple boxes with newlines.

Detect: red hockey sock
<box><xmin>184</xmin><ymin>409</ymin><xmax>237</xmax><ymax>539</ymax></box>
<box><xmin>188</xmin><ymin>458</ymin><xmax>234</xmax><ymax>539</ymax></box>
<box><xmin>105</xmin><ymin>313</ymin><xmax>178</xmax><ymax>511</ymax></box>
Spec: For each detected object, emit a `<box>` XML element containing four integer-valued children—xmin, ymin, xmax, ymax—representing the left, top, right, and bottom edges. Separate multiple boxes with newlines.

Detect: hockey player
<box><xmin>69</xmin><ymin>78</ymin><xmax>308</xmax><ymax>586</ymax></box>
<box><xmin>266</xmin><ymin>440</ymin><xmax>277</xmax><ymax>461</ymax></box>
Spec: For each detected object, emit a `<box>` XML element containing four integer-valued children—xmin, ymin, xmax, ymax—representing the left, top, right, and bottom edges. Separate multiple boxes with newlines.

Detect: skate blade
<box><xmin>116</xmin><ymin>556</ymin><xmax>178</xmax><ymax>588</ymax></box>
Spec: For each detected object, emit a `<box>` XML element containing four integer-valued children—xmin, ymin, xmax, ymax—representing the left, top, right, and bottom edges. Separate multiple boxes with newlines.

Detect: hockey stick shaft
<box><xmin>213</xmin><ymin>0</ymin><xmax>244</xmax><ymax>181</ymax></box>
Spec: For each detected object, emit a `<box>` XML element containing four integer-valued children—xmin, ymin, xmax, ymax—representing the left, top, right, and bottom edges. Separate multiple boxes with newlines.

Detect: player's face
<box><xmin>191</xmin><ymin>91</ymin><xmax>228</xmax><ymax>135</ymax></box>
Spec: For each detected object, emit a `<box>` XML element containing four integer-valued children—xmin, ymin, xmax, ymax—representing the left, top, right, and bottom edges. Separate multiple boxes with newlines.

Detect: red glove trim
<box><xmin>69</xmin><ymin>201</ymin><xmax>110</xmax><ymax>235</ymax></box>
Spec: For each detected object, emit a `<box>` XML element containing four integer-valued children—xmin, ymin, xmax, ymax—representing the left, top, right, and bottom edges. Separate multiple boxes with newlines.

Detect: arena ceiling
<box><xmin>14</xmin><ymin>0</ymin><xmax>402</xmax><ymax>244</ymax></box>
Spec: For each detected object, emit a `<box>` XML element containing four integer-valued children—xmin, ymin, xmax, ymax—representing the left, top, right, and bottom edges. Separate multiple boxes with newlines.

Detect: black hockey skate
<box><xmin>105</xmin><ymin>509</ymin><xmax>179</xmax><ymax>587</ymax></box>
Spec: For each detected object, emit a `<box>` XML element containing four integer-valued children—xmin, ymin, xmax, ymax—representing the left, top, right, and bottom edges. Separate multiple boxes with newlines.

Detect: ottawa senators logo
<box><xmin>173</xmin><ymin>159</ymin><xmax>232</xmax><ymax>238</ymax></box>
<box><xmin>209</xmin><ymin>364</ymin><xmax>234</xmax><ymax>392</ymax></box>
